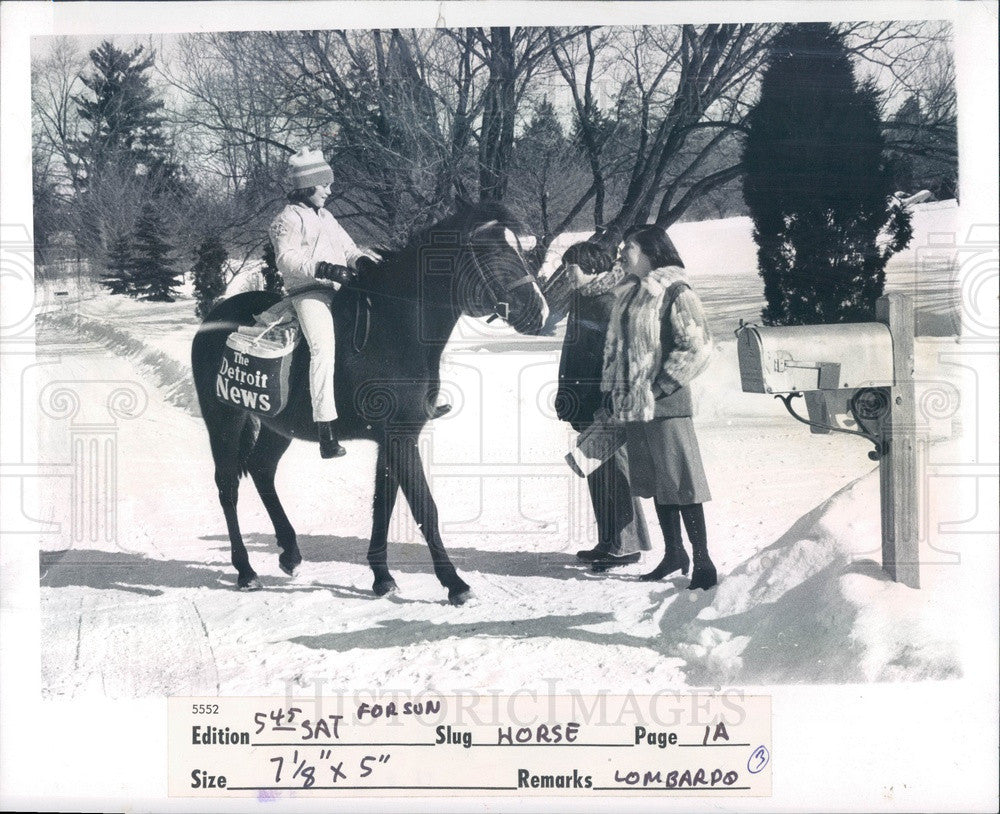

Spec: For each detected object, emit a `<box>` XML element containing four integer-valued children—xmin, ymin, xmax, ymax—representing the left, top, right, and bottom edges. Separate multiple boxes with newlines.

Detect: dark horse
<box><xmin>191</xmin><ymin>203</ymin><xmax>548</xmax><ymax>604</ymax></box>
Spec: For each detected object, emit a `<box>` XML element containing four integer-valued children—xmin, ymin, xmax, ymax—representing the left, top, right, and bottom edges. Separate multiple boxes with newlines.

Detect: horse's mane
<box><xmin>350</xmin><ymin>201</ymin><xmax>529</xmax><ymax>299</ymax></box>
<box><xmin>396</xmin><ymin>201</ymin><xmax>527</xmax><ymax>257</ymax></box>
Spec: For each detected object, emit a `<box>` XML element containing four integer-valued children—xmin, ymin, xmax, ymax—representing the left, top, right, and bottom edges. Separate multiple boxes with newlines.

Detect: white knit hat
<box><xmin>287</xmin><ymin>148</ymin><xmax>334</xmax><ymax>190</ymax></box>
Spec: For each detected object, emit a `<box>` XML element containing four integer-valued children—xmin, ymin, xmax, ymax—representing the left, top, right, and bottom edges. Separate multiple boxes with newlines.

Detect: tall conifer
<box><xmin>742</xmin><ymin>23</ymin><xmax>912</xmax><ymax>325</ymax></box>
<box><xmin>101</xmin><ymin>234</ymin><xmax>134</xmax><ymax>295</ymax></box>
<box><xmin>130</xmin><ymin>203</ymin><xmax>180</xmax><ymax>302</ymax></box>
<box><xmin>192</xmin><ymin>237</ymin><xmax>228</xmax><ymax>318</ymax></box>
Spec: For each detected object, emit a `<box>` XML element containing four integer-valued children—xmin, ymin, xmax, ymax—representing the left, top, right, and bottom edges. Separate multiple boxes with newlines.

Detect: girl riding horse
<box><xmin>269</xmin><ymin>147</ymin><xmax>380</xmax><ymax>458</ymax></box>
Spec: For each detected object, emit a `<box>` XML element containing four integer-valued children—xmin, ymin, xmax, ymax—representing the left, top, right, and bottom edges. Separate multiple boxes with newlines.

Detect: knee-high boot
<box><xmin>680</xmin><ymin>504</ymin><xmax>717</xmax><ymax>590</ymax></box>
<box><xmin>639</xmin><ymin>503</ymin><xmax>691</xmax><ymax>582</ymax></box>
<box><xmin>317</xmin><ymin>420</ymin><xmax>345</xmax><ymax>459</ymax></box>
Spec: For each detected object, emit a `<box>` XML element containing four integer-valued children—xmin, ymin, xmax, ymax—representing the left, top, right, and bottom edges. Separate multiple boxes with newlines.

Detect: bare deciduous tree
<box><xmin>546</xmin><ymin>24</ymin><xmax>776</xmax><ymax>250</ymax></box>
<box><xmin>32</xmin><ymin>21</ymin><xmax>957</xmax><ymax>272</ymax></box>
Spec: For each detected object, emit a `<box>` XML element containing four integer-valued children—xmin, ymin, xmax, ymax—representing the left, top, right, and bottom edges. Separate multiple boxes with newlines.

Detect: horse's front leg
<box><xmin>386</xmin><ymin>429</ymin><xmax>471</xmax><ymax>605</ymax></box>
<box><xmin>368</xmin><ymin>439</ymin><xmax>400</xmax><ymax>596</ymax></box>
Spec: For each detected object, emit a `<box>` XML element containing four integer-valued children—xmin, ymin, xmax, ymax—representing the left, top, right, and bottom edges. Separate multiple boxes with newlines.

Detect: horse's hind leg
<box><xmin>209</xmin><ymin>412</ymin><xmax>260</xmax><ymax>590</ymax></box>
<box><xmin>386</xmin><ymin>431</ymin><xmax>471</xmax><ymax>605</ymax></box>
<box><xmin>368</xmin><ymin>439</ymin><xmax>400</xmax><ymax>596</ymax></box>
<box><xmin>247</xmin><ymin>426</ymin><xmax>300</xmax><ymax>576</ymax></box>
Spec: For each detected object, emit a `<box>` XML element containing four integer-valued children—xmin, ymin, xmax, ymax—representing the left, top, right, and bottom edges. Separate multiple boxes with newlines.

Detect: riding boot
<box><xmin>640</xmin><ymin>503</ymin><xmax>690</xmax><ymax>581</ymax></box>
<box><xmin>317</xmin><ymin>421</ymin><xmax>346</xmax><ymax>459</ymax></box>
<box><xmin>681</xmin><ymin>503</ymin><xmax>717</xmax><ymax>590</ymax></box>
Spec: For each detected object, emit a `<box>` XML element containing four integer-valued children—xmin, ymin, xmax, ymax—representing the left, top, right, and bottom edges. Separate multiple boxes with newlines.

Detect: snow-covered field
<box><xmin>33</xmin><ymin>201</ymin><xmax>995</xmax><ymax>697</ymax></box>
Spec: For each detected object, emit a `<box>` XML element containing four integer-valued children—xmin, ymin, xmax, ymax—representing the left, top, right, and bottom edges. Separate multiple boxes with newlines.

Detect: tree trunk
<box><xmin>479</xmin><ymin>28</ymin><xmax>517</xmax><ymax>201</ymax></box>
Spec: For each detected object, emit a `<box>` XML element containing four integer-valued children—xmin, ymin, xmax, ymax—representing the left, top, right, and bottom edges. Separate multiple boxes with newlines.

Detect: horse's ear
<box><xmin>591</xmin><ymin>224</ymin><xmax>619</xmax><ymax>253</ymax></box>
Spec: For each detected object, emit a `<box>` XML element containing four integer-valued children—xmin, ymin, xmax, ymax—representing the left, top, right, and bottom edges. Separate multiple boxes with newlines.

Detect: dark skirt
<box><xmin>625</xmin><ymin>417</ymin><xmax>712</xmax><ymax>505</ymax></box>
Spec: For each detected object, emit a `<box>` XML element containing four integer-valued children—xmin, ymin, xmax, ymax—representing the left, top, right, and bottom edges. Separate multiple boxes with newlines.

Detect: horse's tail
<box><xmin>237</xmin><ymin>415</ymin><xmax>261</xmax><ymax>478</ymax></box>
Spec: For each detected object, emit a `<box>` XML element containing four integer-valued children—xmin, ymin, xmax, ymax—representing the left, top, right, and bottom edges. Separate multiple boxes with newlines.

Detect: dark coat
<box><xmin>556</xmin><ymin>288</ymin><xmax>614</xmax><ymax>431</ymax></box>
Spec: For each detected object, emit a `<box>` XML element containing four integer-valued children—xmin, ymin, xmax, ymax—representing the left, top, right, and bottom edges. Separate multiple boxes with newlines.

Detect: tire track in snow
<box><xmin>191</xmin><ymin>600</ymin><xmax>222</xmax><ymax>696</ymax></box>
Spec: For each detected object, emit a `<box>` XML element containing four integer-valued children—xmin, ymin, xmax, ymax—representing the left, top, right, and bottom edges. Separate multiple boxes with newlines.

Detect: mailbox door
<box><xmin>737</xmin><ymin>328</ymin><xmax>768</xmax><ymax>393</ymax></box>
<box><xmin>738</xmin><ymin>323</ymin><xmax>894</xmax><ymax>393</ymax></box>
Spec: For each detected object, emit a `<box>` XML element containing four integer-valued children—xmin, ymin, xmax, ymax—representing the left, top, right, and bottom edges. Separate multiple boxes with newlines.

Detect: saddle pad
<box><xmin>216</xmin><ymin>326</ymin><xmax>300</xmax><ymax>416</ymax></box>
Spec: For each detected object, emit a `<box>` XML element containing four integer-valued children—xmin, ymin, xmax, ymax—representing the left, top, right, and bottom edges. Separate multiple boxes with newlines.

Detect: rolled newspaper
<box><xmin>565</xmin><ymin>420</ymin><xmax>625</xmax><ymax>478</ymax></box>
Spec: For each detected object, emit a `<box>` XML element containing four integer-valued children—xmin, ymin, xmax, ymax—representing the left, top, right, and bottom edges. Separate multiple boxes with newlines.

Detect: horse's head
<box><xmin>457</xmin><ymin>217</ymin><xmax>549</xmax><ymax>335</ymax></box>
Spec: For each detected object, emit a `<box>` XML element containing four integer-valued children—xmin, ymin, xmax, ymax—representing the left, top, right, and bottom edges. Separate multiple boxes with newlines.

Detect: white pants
<box><xmin>292</xmin><ymin>291</ymin><xmax>337</xmax><ymax>422</ymax></box>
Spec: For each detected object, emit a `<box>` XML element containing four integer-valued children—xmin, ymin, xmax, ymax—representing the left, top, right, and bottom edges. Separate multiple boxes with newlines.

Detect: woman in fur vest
<box><xmin>555</xmin><ymin>242</ymin><xmax>651</xmax><ymax>569</ymax></box>
<box><xmin>600</xmin><ymin>225</ymin><xmax>718</xmax><ymax>589</ymax></box>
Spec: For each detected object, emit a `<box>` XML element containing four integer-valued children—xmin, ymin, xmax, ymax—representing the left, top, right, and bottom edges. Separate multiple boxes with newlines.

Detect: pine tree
<box><xmin>742</xmin><ymin>23</ymin><xmax>913</xmax><ymax>325</ymax></box>
<box><xmin>130</xmin><ymin>203</ymin><xmax>179</xmax><ymax>302</ymax></box>
<box><xmin>514</xmin><ymin>100</ymin><xmax>568</xmax><ymax>235</ymax></box>
<box><xmin>72</xmin><ymin>41</ymin><xmax>181</xmax><ymax>187</ymax></box>
<box><xmin>192</xmin><ymin>237</ymin><xmax>228</xmax><ymax>318</ymax></box>
<box><xmin>70</xmin><ymin>41</ymin><xmax>185</xmax><ymax>260</ymax></box>
<box><xmin>101</xmin><ymin>233</ymin><xmax>135</xmax><ymax>295</ymax></box>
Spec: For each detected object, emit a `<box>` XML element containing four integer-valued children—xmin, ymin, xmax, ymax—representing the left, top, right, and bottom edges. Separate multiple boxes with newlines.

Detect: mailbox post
<box><xmin>736</xmin><ymin>293</ymin><xmax>919</xmax><ymax>587</ymax></box>
<box><xmin>875</xmin><ymin>294</ymin><xmax>919</xmax><ymax>588</ymax></box>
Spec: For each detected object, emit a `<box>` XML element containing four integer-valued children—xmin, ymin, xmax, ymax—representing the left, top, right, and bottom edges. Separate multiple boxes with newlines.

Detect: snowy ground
<box><xmin>33</xmin><ymin>201</ymin><xmax>994</xmax><ymax>698</ymax></box>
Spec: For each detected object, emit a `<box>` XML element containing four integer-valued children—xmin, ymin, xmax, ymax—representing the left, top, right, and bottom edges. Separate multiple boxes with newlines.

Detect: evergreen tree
<box><xmin>513</xmin><ymin>100</ymin><xmax>568</xmax><ymax>236</ymax></box>
<box><xmin>130</xmin><ymin>203</ymin><xmax>180</xmax><ymax>302</ymax></box>
<box><xmin>70</xmin><ymin>41</ymin><xmax>185</xmax><ymax>260</ymax></box>
<box><xmin>72</xmin><ymin>41</ymin><xmax>182</xmax><ymax>188</ymax></box>
<box><xmin>101</xmin><ymin>233</ymin><xmax>135</xmax><ymax>295</ymax></box>
<box><xmin>742</xmin><ymin>23</ymin><xmax>912</xmax><ymax>325</ymax></box>
<box><xmin>260</xmin><ymin>241</ymin><xmax>285</xmax><ymax>296</ymax></box>
<box><xmin>192</xmin><ymin>236</ymin><xmax>228</xmax><ymax>318</ymax></box>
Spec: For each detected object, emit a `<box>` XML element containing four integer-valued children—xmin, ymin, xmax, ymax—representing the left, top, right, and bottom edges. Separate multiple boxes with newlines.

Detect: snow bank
<box><xmin>38</xmin><ymin>309</ymin><xmax>200</xmax><ymax>415</ymax></box>
<box><xmin>539</xmin><ymin>200</ymin><xmax>955</xmax><ymax>275</ymax></box>
<box><xmin>666</xmin><ymin>471</ymin><xmax>961</xmax><ymax>685</ymax></box>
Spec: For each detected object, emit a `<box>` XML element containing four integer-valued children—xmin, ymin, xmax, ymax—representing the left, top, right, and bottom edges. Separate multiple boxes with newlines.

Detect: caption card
<box><xmin>169</xmin><ymin>694</ymin><xmax>772</xmax><ymax>797</ymax></box>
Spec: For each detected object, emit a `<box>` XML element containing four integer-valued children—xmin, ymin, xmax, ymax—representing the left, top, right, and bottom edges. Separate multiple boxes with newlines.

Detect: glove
<box><xmin>353</xmin><ymin>254</ymin><xmax>379</xmax><ymax>276</ymax></box>
<box><xmin>315</xmin><ymin>262</ymin><xmax>354</xmax><ymax>285</ymax></box>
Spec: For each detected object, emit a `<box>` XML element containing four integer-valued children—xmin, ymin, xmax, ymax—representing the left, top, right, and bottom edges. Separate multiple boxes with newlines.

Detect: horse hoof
<box><xmin>238</xmin><ymin>575</ymin><xmax>263</xmax><ymax>591</ymax></box>
<box><xmin>279</xmin><ymin>557</ymin><xmax>301</xmax><ymax>577</ymax></box>
<box><xmin>373</xmin><ymin>578</ymin><xmax>399</xmax><ymax>597</ymax></box>
<box><xmin>448</xmin><ymin>587</ymin><xmax>473</xmax><ymax>606</ymax></box>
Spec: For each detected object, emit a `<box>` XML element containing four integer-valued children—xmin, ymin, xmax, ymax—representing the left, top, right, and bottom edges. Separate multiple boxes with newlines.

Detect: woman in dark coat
<box><xmin>555</xmin><ymin>242</ymin><xmax>650</xmax><ymax>568</ymax></box>
<box><xmin>601</xmin><ymin>225</ymin><xmax>718</xmax><ymax>589</ymax></box>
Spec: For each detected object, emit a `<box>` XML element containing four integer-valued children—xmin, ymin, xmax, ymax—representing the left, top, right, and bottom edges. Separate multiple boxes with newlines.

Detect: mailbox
<box><xmin>737</xmin><ymin>323</ymin><xmax>894</xmax><ymax>394</ymax></box>
<box><xmin>731</xmin><ymin>295</ymin><xmax>920</xmax><ymax>589</ymax></box>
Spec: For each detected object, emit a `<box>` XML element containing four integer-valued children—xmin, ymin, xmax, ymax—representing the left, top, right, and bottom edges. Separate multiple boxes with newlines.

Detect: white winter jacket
<box><xmin>268</xmin><ymin>202</ymin><xmax>363</xmax><ymax>294</ymax></box>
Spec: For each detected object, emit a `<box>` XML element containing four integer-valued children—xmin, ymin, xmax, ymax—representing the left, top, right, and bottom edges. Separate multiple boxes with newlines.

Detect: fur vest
<box><xmin>601</xmin><ymin>266</ymin><xmax>713</xmax><ymax>422</ymax></box>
